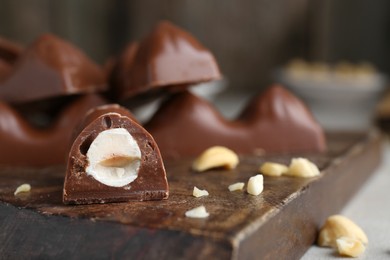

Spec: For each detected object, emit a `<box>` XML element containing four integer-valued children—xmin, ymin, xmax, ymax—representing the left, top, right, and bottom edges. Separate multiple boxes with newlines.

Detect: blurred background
<box><xmin>2</xmin><ymin>0</ymin><xmax>390</xmax><ymax>90</ymax></box>
<box><xmin>1</xmin><ymin>0</ymin><xmax>390</xmax><ymax>128</ymax></box>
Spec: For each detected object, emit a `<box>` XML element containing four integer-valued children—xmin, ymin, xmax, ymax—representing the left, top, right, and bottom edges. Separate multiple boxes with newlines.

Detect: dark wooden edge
<box><xmin>0</xmin><ymin>203</ymin><xmax>232</xmax><ymax>259</ymax></box>
<box><xmin>0</xmin><ymin>131</ymin><xmax>383</xmax><ymax>259</ymax></box>
<box><xmin>233</xmin><ymin>131</ymin><xmax>382</xmax><ymax>259</ymax></box>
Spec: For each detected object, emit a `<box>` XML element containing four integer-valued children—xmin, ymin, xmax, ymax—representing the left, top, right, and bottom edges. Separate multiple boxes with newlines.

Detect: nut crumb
<box><xmin>247</xmin><ymin>174</ymin><xmax>264</xmax><ymax>196</ymax></box>
<box><xmin>318</xmin><ymin>215</ymin><xmax>368</xmax><ymax>248</ymax></box>
<box><xmin>286</xmin><ymin>158</ymin><xmax>320</xmax><ymax>178</ymax></box>
<box><xmin>192</xmin><ymin>146</ymin><xmax>239</xmax><ymax>172</ymax></box>
<box><xmin>336</xmin><ymin>236</ymin><xmax>366</xmax><ymax>257</ymax></box>
<box><xmin>14</xmin><ymin>184</ymin><xmax>31</xmax><ymax>195</ymax></box>
<box><xmin>228</xmin><ymin>182</ymin><xmax>245</xmax><ymax>191</ymax></box>
<box><xmin>193</xmin><ymin>186</ymin><xmax>209</xmax><ymax>197</ymax></box>
<box><xmin>185</xmin><ymin>206</ymin><xmax>209</xmax><ymax>218</ymax></box>
<box><xmin>259</xmin><ymin>162</ymin><xmax>288</xmax><ymax>177</ymax></box>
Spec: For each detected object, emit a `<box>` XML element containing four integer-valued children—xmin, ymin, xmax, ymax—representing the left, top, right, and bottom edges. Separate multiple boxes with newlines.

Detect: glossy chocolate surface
<box><xmin>0</xmin><ymin>34</ymin><xmax>107</xmax><ymax>103</ymax></box>
<box><xmin>0</xmin><ymin>94</ymin><xmax>106</xmax><ymax>166</ymax></box>
<box><xmin>77</xmin><ymin>104</ymin><xmax>138</xmax><ymax>135</ymax></box>
<box><xmin>63</xmin><ymin>110</ymin><xmax>168</xmax><ymax>204</ymax></box>
<box><xmin>111</xmin><ymin>21</ymin><xmax>221</xmax><ymax>100</ymax></box>
<box><xmin>146</xmin><ymin>85</ymin><xmax>326</xmax><ymax>159</ymax></box>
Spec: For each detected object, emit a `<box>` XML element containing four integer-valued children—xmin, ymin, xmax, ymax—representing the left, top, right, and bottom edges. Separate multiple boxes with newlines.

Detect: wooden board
<box><xmin>0</xmin><ymin>131</ymin><xmax>382</xmax><ymax>259</ymax></box>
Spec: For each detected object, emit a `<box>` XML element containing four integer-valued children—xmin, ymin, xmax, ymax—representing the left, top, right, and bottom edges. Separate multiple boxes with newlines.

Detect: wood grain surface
<box><xmin>0</xmin><ymin>131</ymin><xmax>382</xmax><ymax>259</ymax></box>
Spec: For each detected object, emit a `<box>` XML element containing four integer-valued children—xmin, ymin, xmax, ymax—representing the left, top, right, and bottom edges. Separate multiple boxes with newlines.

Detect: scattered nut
<box><xmin>247</xmin><ymin>174</ymin><xmax>264</xmax><ymax>196</ymax></box>
<box><xmin>228</xmin><ymin>182</ymin><xmax>245</xmax><ymax>192</ymax></box>
<box><xmin>318</xmin><ymin>215</ymin><xmax>368</xmax><ymax>248</ymax></box>
<box><xmin>336</xmin><ymin>236</ymin><xmax>366</xmax><ymax>257</ymax></box>
<box><xmin>14</xmin><ymin>183</ymin><xmax>31</xmax><ymax>195</ymax></box>
<box><xmin>192</xmin><ymin>146</ymin><xmax>239</xmax><ymax>172</ymax></box>
<box><xmin>286</xmin><ymin>158</ymin><xmax>320</xmax><ymax>178</ymax></box>
<box><xmin>185</xmin><ymin>205</ymin><xmax>209</xmax><ymax>218</ymax></box>
<box><xmin>259</xmin><ymin>162</ymin><xmax>288</xmax><ymax>177</ymax></box>
<box><xmin>193</xmin><ymin>186</ymin><xmax>209</xmax><ymax>197</ymax></box>
<box><xmin>86</xmin><ymin>128</ymin><xmax>142</xmax><ymax>187</ymax></box>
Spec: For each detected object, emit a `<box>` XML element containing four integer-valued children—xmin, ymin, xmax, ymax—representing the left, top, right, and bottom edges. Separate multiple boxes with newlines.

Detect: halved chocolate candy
<box><xmin>63</xmin><ymin>108</ymin><xmax>168</xmax><ymax>204</ymax></box>
<box><xmin>110</xmin><ymin>21</ymin><xmax>221</xmax><ymax>101</ymax></box>
<box><xmin>0</xmin><ymin>34</ymin><xmax>107</xmax><ymax>103</ymax></box>
<box><xmin>145</xmin><ymin>85</ymin><xmax>326</xmax><ymax>159</ymax></box>
<box><xmin>0</xmin><ymin>94</ymin><xmax>106</xmax><ymax>166</ymax></box>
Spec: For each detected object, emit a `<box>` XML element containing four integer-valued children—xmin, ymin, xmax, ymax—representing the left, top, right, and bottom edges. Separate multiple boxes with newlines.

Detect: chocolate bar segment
<box><xmin>110</xmin><ymin>21</ymin><xmax>221</xmax><ymax>100</ymax></box>
<box><xmin>145</xmin><ymin>85</ymin><xmax>326</xmax><ymax>159</ymax></box>
<box><xmin>0</xmin><ymin>34</ymin><xmax>107</xmax><ymax>103</ymax></box>
<box><xmin>0</xmin><ymin>94</ymin><xmax>106</xmax><ymax>166</ymax></box>
<box><xmin>63</xmin><ymin>109</ymin><xmax>168</xmax><ymax>204</ymax></box>
<box><xmin>238</xmin><ymin>84</ymin><xmax>326</xmax><ymax>153</ymax></box>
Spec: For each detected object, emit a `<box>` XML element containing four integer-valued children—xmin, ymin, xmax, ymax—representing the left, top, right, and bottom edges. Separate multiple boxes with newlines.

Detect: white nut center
<box><xmin>85</xmin><ymin>128</ymin><xmax>141</xmax><ymax>187</ymax></box>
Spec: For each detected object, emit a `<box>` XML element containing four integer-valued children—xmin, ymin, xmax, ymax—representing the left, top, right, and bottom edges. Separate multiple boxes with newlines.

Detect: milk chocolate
<box><xmin>145</xmin><ymin>85</ymin><xmax>326</xmax><ymax>159</ymax></box>
<box><xmin>74</xmin><ymin>104</ymin><xmax>138</xmax><ymax>139</ymax></box>
<box><xmin>110</xmin><ymin>21</ymin><xmax>221</xmax><ymax>100</ymax></box>
<box><xmin>63</xmin><ymin>108</ymin><xmax>168</xmax><ymax>204</ymax></box>
<box><xmin>0</xmin><ymin>94</ymin><xmax>106</xmax><ymax>166</ymax></box>
<box><xmin>0</xmin><ymin>34</ymin><xmax>107</xmax><ymax>103</ymax></box>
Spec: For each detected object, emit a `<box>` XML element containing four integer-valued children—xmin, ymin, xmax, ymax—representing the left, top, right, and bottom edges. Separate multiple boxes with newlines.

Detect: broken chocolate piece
<box><xmin>110</xmin><ymin>21</ymin><xmax>221</xmax><ymax>100</ymax></box>
<box><xmin>145</xmin><ymin>85</ymin><xmax>326</xmax><ymax>159</ymax></box>
<box><xmin>0</xmin><ymin>34</ymin><xmax>107</xmax><ymax>103</ymax></box>
<box><xmin>63</xmin><ymin>109</ymin><xmax>168</xmax><ymax>204</ymax></box>
<box><xmin>0</xmin><ymin>94</ymin><xmax>106</xmax><ymax>166</ymax></box>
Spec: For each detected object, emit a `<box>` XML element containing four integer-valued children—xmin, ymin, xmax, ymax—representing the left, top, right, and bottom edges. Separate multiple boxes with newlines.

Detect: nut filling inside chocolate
<box><xmin>85</xmin><ymin>128</ymin><xmax>141</xmax><ymax>187</ymax></box>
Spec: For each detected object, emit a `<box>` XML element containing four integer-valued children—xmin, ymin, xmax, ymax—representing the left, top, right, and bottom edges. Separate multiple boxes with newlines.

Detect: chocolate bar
<box><xmin>145</xmin><ymin>85</ymin><xmax>326</xmax><ymax>159</ymax></box>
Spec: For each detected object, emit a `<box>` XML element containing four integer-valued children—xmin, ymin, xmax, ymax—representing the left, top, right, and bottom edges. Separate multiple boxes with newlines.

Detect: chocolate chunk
<box><xmin>0</xmin><ymin>34</ymin><xmax>107</xmax><ymax>103</ymax></box>
<box><xmin>0</xmin><ymin>94</ymin><xmax>106</xmax><ymax>166</ymax></box>
<box><xmin>110</xmin><ymin>21</ymin><xmax>221</xmax><ymax>101</ymax></box>
<box><xmin>145</xmin><ymin>85</ymin><xmax>326</xmax><ymax>159</ymax></box>
<box><xmin>63</xmin><ymin>108</ymin><xmax>168</xmax><ymax>204</ymax></box>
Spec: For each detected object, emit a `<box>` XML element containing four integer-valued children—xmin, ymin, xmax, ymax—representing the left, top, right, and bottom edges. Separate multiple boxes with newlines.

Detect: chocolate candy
<box><xmin>145</xmin><ymin>85</ymin><xmax>326</xmax><ymax>159</ymax></box>
<box><xmin>110</xmin><ymin>21</ymin><xmax>221</xmax><ymax>100</ymax></box>
<box><xmin>63</xmin><ymin>107</ymin><xmax>168</xmax><ymax>204</ymax></box>
<box><xmin>0</xmin><ymin>94</ymin><xmax>106</xmax><ymax>166</ymax></box>
<box><xmin>0</xmin><ymin>34</ymin><xmax>107</xmax><ymax>103</ymax></box>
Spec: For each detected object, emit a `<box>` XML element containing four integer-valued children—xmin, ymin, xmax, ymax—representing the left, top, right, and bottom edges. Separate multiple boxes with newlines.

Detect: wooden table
<box><xmin>0</xmin><ymin>131</ymin><xmax>382</xmax><ymax>259</ymax></box>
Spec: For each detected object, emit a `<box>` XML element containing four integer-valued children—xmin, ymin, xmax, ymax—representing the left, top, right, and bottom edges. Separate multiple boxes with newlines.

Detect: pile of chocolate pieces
<box><xmin>0</xmin><ymin>21</ymin><xmax>326</xmax><ymax>204</ymax></box>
